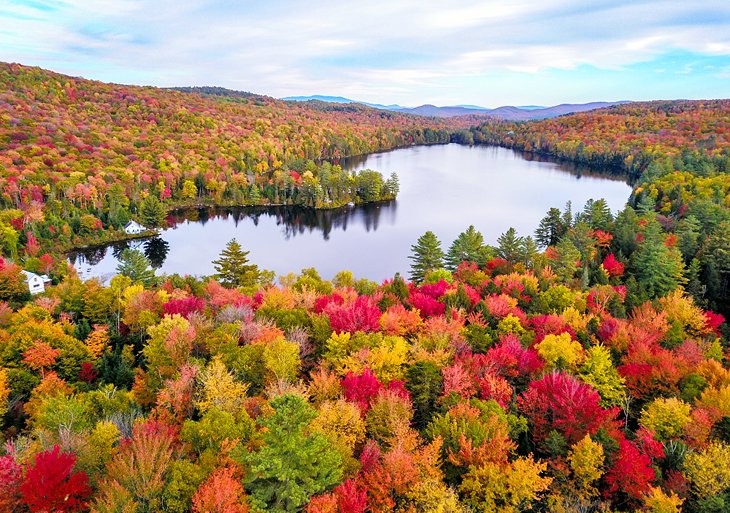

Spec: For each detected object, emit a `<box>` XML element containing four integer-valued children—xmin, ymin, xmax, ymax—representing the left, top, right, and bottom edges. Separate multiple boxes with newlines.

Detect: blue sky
<box><xmin>1</xmin><ymin>0</ymin><xmax>728</xmax><ymax>107</ymax></box>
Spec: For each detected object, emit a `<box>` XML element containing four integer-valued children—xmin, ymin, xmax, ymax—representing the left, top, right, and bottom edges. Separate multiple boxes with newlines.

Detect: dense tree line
<box><xmin>0</xmin><ymin>63</ymin><xmax>452</xmax><ymax>259</ymax></box>
<box><xmin>464</xmin><ymin>100</ymin><xmax>730</xmax><ymax>316</ymax></box>
<box><xmin>0</xmin><ymin>221</ymin><xmax>728</xmax><ymax>512</ymax></box>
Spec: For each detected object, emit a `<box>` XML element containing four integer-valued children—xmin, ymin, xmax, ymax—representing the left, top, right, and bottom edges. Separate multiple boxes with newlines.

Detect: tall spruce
<box><xmin>446</xmin><ymin>225</ymin><xmax>491</xmax><ymax>271</ymax></box>
<box><xmin>408</xmin><ymin>231</ymin><xmax>445</xmax><ymax>283</ymax></box>
<box><xmin>212</xmin><ymin>239</ymin><xmax>259</xmax><ymax>288</ymax></box>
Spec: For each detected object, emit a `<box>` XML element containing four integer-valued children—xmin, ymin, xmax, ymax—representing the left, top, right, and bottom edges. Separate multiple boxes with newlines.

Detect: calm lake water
<box><xmin>69</xmin><ymin>144</ymin><xmax>631</xmax><ymax>282</ymax></box>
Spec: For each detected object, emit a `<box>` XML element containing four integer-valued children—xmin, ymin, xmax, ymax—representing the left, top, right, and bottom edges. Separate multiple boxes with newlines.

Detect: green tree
<box><xmin>245</xmin><ymin>394</ymin><xmax>342</xmax><ymax>513</ymax></box>
<box><xmin>405</xmin><ymin>361</ymin><xmax>443</xmax><ymax>429</ymax></box>
<box><xmin>535</xmin><ymin>207</ymin><xmax>566</xmax><ymax>248</ymax></box>
<box><xmin>496</xmin><ymin>227</ymin><xmax>523</xmax><ymax>265</ymax></box>
<box><xmin>630</xmin><ymin>219</ymin><xmax>687</xmax><ymax>299</ymax></box>
<box><xmin>212</xmin><ymin>239</ymin><xmax>259</xmax><ymax>288</ymax></box>
<box><xmin>116</xmin><ymin>249</ymin><xmax>156</xmax><ymax>286</ymax></box>
<box><xmin>139</xmin><ymin>195</ymin><xmax>166</xmax><ymax>228</ymax></box>
<box><xmin>445</xmin><ymin>225</ymin><xmax>490</xmax><ymax>271</ymax></box>
<box><xmin>408</xmin><ymin>231</ymin><xmax>445</xmax><ymax>283</ymax></box>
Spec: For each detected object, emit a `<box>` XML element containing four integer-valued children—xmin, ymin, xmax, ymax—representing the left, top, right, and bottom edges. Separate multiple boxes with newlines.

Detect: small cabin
<box><xmin>22</xmin><ymin>270</ymin><xmax>51</xmax><ymax>295</ymax></box>
<box><xmin>124</xmin><ymin>220</ymin><xmax>146</xmax><ymax>235</ymax></box>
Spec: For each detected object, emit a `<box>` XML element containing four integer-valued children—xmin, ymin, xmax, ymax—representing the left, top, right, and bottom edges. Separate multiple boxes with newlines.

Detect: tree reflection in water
<box><xmin>68</xmin><ymin>202</ymin><xmax>397</xmax><ymax>270</ymax></box>
<box><xmin>167</xmin><ymin>202</ymin><xmax>397</xmax><ymax>241</ymax></box>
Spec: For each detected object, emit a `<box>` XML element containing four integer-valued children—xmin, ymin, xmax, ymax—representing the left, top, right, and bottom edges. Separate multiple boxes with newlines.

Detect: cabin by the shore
<box><xmin>22</xmin><ymin>270</ymin><xmax>51</xmax><ymax>295</ymax></box>
<box><xmin>124</xmin><ymin>220</ymin><xmax>147</xmax><ymax>235</ymax></box>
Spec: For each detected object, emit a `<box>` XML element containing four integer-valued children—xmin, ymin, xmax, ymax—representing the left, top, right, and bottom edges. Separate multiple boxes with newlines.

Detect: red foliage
<box><xmin>78</xmin><ymin>362</ymin><xmax>98</xmax><ymax>383</ymax></box>
<box><xmin>25</xmin><ymin>232</ymin><xmax>40</xmax><ymax>257</ymax></box>
<box><xmin>604</xmin><ymin>439</ymin><xmax>656</xmax><ymax>500</ymax></box>
<box><xmin>326</xmin><ymin>296</ymin><xmax>381</xmax><ymax>333</ymax></box>
<box><xmin>602</xmin><ymin>253</ymin><xmax>625</xmax><ymax>277</ymax></box>
<box><xmin>477</xmin><ymin>372</ymin><xmax>513</xmax><ymax>408</ymax></box>
<box><xmin>530</xmin><ymin>314</ymin><xmax>576</xmax><ymax>344</ymax></box>
<box><xmin>0</xmin><ymin>454</ymin><xmax>22</xmax><ymax>513</ymax></box>
<box><xmin>386</xmin><ymin>380</ymin><xmax>411</xmax><ymax>401</ymax></box>
<box><xmin>164</xmin><ymin>296</ymin><xmax>206</xmax><ymax>318</ymax></box>
<box><xmin>484</xmin><ymin>258</ymin><xmax>510</xmax><ymax>275</ymax></box>
<box><xmin>38</xmin><ymin>253</ymin><xmax>54</xmax><ymax>274</ymax></box>
<box><xmin>635</xmin><ymin>427</ymin><xmax>665</xmax><ymax>460</ymax></box>
<box><xmin>597</xmin><ymin>316</ymin><xmax>620</xmax><ymax>342</ymax></box>
<box><xmin>192</xmin><ymin>466</ymin><xmax>248</xmax><ymax>513</ymax></box>
<box><xmin>419</xmin><ymin>280</ymin><xmax>450</xmax><ymax>299</ymax></box>
<box><xmin>314</xmin><ymin>293</ymin><xmax>344</xmax><ymax>314</ymax></box>
<box><xmin>442</xmin><ymin>361</ymin><xmax>477</xmax><ymax>398</ymax></box>
<box><xmin>408</xmin><ymin>291</ymin><xmax>445</xmax><ymax>318</ymax></box>
<box><xmin>704</xmin><ymin>310</ymin><xmax>725</xmax><ymax>334</ymax></box>
<box><xmin>518</xmin><ymin>372</ymin><xmax>617</xmax><ymax>447</ymax></box>
<box><xmin>619</xmin><ymin>341</ymin><xmax>687</xmax><ymax>399</ymax></box>
<box><xmin>20</xmin><ymin>446</ymin><xmax>92</xmax><ymax>513</ymax></box>
<box><xmin>485</xmin><ymin>334</ymin><xmax>543</xmax><ymax>379</ymax></box>
<box><xmin>359</xmin><ymin>439</ymin><xmax>381</xmax><ymax>473</ymax></box>
<box><xmin>342</xmin><ymin>368</ymin><xmax>382</xmax><ymax>413</ymax></box>
<box><xmin>335</xmin><ymin>479</ymin><xmax>367</xmax><ymax>513</ymax></box>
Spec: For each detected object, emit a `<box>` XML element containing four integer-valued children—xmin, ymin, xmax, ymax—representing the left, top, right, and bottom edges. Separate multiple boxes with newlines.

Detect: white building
<box><xmin>22</xmin><ymin>270</ymin><xmax>52</xmax><ymax>295</ymax></box>
<box><xmin>124</xmin><ymin>220</ymin><xmax>147</xmax><ymax>235</ymax></box>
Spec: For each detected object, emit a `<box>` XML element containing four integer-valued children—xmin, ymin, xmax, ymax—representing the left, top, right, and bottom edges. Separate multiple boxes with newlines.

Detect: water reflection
<box><xmin>168</xmin><ymin>202</ymin><xmax>397</xmax><ymax>241</ymax></box>
<box><xmin>69</xmin><ymin>202</ymin><xmax>397</xmax><ymax>271</ymax></box>
<box><xmin>67</xmin><ymin>144</ymin><xmax>631</xmax><ymax>282</ymax></box>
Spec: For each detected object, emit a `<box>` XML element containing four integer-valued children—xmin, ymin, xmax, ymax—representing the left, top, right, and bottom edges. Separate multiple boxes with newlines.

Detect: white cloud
<box><xmin>0</xmin><ymin>0</ymin><xmax>728</xmax><ymax>105</ymax></box>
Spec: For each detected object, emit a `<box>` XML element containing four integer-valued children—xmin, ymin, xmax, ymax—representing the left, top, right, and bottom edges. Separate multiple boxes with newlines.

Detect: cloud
<box><xmin>0</xmin><ymin>0</ymin><xmax>728</xmax><ymax>105</ymax></box>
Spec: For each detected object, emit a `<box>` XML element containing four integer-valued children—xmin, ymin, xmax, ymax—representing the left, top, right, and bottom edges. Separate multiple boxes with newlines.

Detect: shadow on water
<box><xmin>68</xmin><ymin>202</ymin><xmax>397</xmax><ymax>270</ymax></box>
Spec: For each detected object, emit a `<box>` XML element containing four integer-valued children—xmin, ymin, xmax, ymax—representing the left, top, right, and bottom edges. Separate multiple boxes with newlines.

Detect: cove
<box><xmin>68</xmin><ymin>144</ymin><xmax>631</xmax><ymax>282</ymax></box>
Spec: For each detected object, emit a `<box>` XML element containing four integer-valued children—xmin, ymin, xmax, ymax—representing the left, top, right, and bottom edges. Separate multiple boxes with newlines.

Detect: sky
<box><xmin>1</xmin><ymin>0</ymin><xmax>729</xmax><ymax>107</ymax></box>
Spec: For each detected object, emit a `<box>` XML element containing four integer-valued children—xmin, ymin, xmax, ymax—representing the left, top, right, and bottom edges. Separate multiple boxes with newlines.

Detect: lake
<box><xmin>68</xmin><ymin>144</ymin><xmax>632</xmax><ymax>282</ymax></box>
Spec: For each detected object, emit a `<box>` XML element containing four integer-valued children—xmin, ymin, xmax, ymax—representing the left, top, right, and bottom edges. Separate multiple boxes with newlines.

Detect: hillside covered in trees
<box><xmin>465</xmin><ymin>100</ymin><xmax>730</xmax><ymax>316</ymax></box>
<box><xmin>0</xmin><ymin>62</ymin><xmax>455</xmax><ymax>257</ymax></box>
<box><xmin>0</xmin><ymin>221</ymin><xmax>728</xmax><ymax>512</ymax></box>
<box><xmin>1</xmin><ymin>61</ymin><xmax>730</xmax><ymax>513</ymax></box>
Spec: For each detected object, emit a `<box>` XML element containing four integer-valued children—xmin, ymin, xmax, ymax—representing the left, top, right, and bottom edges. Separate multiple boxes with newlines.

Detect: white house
<box><xmin>22</xmin><ymin>270</ymin><xmax>52</xmax><ymax>295</ymax></box>
<box><xmin>124</xmin><ymin>220</ymin><xmax>147</xmax><ymax>235</ymax></box>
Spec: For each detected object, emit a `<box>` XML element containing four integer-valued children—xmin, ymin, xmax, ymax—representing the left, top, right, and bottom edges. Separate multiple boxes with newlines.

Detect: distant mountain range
<box><xmin>281</xmin><ymin>95</ymin><xmax>630</xmax><ymax>120</ymax></box>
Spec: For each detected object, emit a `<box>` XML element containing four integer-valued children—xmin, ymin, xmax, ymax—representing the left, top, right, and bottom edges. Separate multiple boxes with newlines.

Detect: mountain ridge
<box><xmin>281</xmin><ymin>95</ymin><xmax>630</xmax><ymax>120</ymax></box>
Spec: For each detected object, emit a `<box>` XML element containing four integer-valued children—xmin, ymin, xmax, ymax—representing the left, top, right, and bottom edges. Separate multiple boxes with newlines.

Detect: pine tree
<box><xmin>245</xmin><ymin>394</ymin><xmax>342</xmax><ymax>513</ymax></box>
<box><xmin>139</xmin><ymin>194</ymin><xmax>166</xmax><ymax>228</ymax></box>
<box><xmin>497</xmin><ymin>227</ymin><xmax>523</xmax><ymax>265</ymax></box>
<box><xmin>212</xmin><ymin>239</ymin><xmax>259</xmax><ymax>288</ymax></box>
<box><xmin>116</xmin><ymin>248</ymin><xmax>156</xmax><ymax>286</ymax></box>
<box><xmin>445</xmin><ymin>225</ymin><xmax>490</xmax><ymax>271</ymax></box>
<box><xmin>408</xmin><ymin>231</ymin><xmax>445</xmax><ymax>283</ymax></box>
<box><xmin>630</xmin><ymin>220</ymin><xmax>687</xmax><ymax>299</ymax></box>
<box><xmin>535</xmin><ymin>207</ymin><xmax>566</xmax><ymax>248</ymax></box>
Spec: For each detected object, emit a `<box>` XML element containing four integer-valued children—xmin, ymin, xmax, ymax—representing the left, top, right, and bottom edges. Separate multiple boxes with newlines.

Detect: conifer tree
<box><xmin>139</xmin><ymin>195</ymin><xmax>166</xmax><ymax>228</ymax></box>
<box><xmin>408</xmin><ymin>231</ymin><xmax>445</xmax><ymax>283</ymax></box>
<box><xmin>245</xmin><ymin>394</ymin><xmax>342</xmax><ymax>512</ymax></box>
<box><xmin>445</xmin><ymin>225</ymin><xmax>491</xmax><ymax>271</ymax></box>
<box><xmin>116</xmin><ymin>248</ymin><xmax>156</xmax><ymax>286</ymax></box>
<box><xmin>212</xmin><ymin>239</ymin><xmax>259</xmax><ymax>288</ymax></box>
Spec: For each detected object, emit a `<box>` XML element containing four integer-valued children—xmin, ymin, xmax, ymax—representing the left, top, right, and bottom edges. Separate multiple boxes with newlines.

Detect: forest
<box><xmin>0</xmin><ymin>62</ymin><xmax>451</xmax><ymax>258</ymax></box>
<box><xmin>0</xmin><ymin>62</ymin><xmax>729</xmax><ymax>513</ymax></box>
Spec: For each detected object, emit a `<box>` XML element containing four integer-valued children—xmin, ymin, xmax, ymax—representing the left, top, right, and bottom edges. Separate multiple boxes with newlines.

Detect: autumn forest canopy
<box><xmin>0</xmin><ymin>62</ymin><xmax>730</xmax><ymax>513</ymax></box>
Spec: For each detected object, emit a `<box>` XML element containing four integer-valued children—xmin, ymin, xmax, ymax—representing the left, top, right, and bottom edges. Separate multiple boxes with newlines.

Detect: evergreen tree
<box><xmin>212</xmin><ymin>239</ymin><xmax>259</xmax><ymax>288</ymax></box>
<box><xmin>578</xmin><ymin>198</ymin><xmax>614</xmax><ymax>231</ymax></box>
<box><xmin>629</xmin><ymin>219</ymin><xmax>687</xmax><ymax>298</ymax></box>
<box><xmin>408</xmin><ymin>231</ymin><xmax>445</xmax><ymax>283</ymax></box>
<box><xmin>497</xmin><ymin>227</ymin><xmax>523</xmax><ymax>265</ymax></box>
<box><xmin>116</xmin><ymin>248</ymin><xmax>156</xmax><ymax>286</ymax></box>
<box><xmin>405</xmin><ymin>361</ymin><xmax>443</xmax><ymax>429</ymax></box>
<box><xmin>245</xmin><ymin>394</ymin><xmax>342</xmax><ymax>513</ymax></box>
<box><xmin>139</xmin><ymin>195</ymin><xmax>166</xmax><ymax>228</ymax></box>
<box><xmin>445</xmin><ymin>225</ymin><xmax>491</xmax><ymax>271</ymax></box>
<box><xmin>535</xmin><ymin>207</ymin><xmax>566</xmax><ymax>248</ymax></box>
